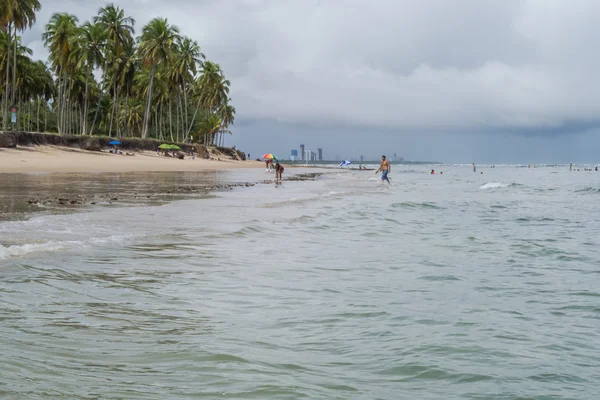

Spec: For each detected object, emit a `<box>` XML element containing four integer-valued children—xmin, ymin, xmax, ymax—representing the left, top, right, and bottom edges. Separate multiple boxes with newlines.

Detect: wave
<box><xmin>0</xmin><ymin>234</ymin><xmax>137</xmax><ymax>260</ymax></box>
<box><xmin>391</xmin><ymin>202</ymin><xmax>445</xmax><ymax>210</ymax></box>
<box><xmin>0</xmin><ymin>240</ymin><xmax>80</xmax><ymax>260</ymax></box>
<box><xmin>479</xmin><ymin>182</ymin><xmax>524</xmax><ymax>190</ymax></box>
<box><xmin>480</xmin><ymin>182</ymin><xmax>508</xmax><ymax>189</ymax></box>
<box><xmin>575</xmin><ymin>187</ymin><xmax>600</xmax><ymax>194</ymax></box>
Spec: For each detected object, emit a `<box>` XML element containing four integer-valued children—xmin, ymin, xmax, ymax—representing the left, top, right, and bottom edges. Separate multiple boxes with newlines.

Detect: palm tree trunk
<box><xmin>177</xmin><ymin>90</ymin><xmax>183</xmax><ymax>141</ymax></box>
<box><xmin>11</xmin><ymin>27</ymin><xmax>17</xmax><ymax>108</ymax></box>
<box><xmin>142</xmin><ymin>62</ymin><xmax>156</xmax><ymax>139</ymax></box>
<box><xmin>187</xmin><ymin>98</ymin><xmax>202</xmax><ymax>137</ymax></box>
<box><xmin>159</xmin><ymin>103</ymin><xmax>164</xmax><ymax>140</ymax></box>
<box><xmin>115</xmin><ymin>87</ymin><xmax>121</xmax><ymax>137</ymax></box>
<box><xmin>37</xmin><ymin>98</ymin><xmax>41</xmax><ymax>132</ymax></box>
<box><xmin>90</xmin><ymin>63</ymin><xmax>108</xmax><ymax>135</ymax></box>
<box><xmin>124</xmin><ymin>91</ymin><xmax>129</xmax><ymax>137</ymax></box>
<box><xmin>108</xmin><ymin>81</ymin><xmax>116</xmax><ymax>137</ymax></box>
<box><xmin>82</xmin><ymin>71</ymin><xmax>89</xmax><ymax>134</ymax></box>
<box><xmin>60</xmin><ymin>71</ymin><xmax>69</xmax><ymax>133</ymax></box>
<box><xmin>55</xmin><ymin>65</ymin><xmax>62</xmax><ymax>133</ymax></box>
<box><xmin>183</xmin><ymin>84</ymin><xmax>188</xmax><ymax>136</ymax></box>
<box><xmin>153</xmin><ymin>106</ymin><xmax>158</xmax><ymax>139</ymax></box>
<box><xmin>169</xmin><ymin>97</ymin><xmax>174</xmax><ymax>142</ymax></box>
<box><xmin>3</xmin><ymin>22</ymin><xmax>12</xmax><ymax>130</ymax></box>
<box><xmin>175</xmin><ymin>93</ymin><xmax>180</xmax><ymax>142</ymax></box>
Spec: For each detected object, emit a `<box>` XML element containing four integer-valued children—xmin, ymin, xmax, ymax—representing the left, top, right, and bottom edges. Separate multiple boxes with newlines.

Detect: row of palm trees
<box><xmin>1</xmin><ymin>1</ymin><xmax>235</xmax><ymax>145</ymax></box>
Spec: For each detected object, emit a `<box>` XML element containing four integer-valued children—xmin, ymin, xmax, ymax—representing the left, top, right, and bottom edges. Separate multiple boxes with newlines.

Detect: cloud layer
<box><xmin>23</xmin><ymin>0</ymin><xmax>600</xmax><ymax>135</ymax></box>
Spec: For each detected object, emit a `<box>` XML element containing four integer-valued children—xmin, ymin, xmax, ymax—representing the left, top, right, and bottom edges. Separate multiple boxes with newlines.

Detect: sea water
<box><xmin>0</xmin><ymin>165</ymin><xmax>599</xmax><ymax>399</ymax></box>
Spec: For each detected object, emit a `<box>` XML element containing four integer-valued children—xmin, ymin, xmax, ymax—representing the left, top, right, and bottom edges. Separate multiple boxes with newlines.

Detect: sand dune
<box><xmin>0</xmin><ymin>146</ymin><xmax>264</xmax><ymax>173</ymax></box>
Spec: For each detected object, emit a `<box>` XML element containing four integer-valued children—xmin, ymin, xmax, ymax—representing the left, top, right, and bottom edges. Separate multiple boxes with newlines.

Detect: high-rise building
<box><xmin>360</xmin><ymin>155</ymin><xmax>364</xmax><ymax>162</ymax></box>
<box><xmin>318</xmin><ymin>148</ymin><xmax>323</xmax><ymax>161</ymax></box>
<box><xmin>300</xmin><ymin>144</ymin><xmax>305</xmax><ymax>161</ymax></box>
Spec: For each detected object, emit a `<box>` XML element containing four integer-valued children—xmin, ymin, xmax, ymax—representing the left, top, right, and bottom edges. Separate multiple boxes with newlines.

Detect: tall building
<box><xmin>360</xmin><ymin>155</ymin><xmax>364</xmax><ymax>162</ymax></box>
<box><xmin>300</xmin><ymin>144</ymin><xmax>305</xmax><ymax>161</ymax></box>
<box><xmin>318</xmin><ymin>148</ymin><xmax>323</xmax><ymax>161</ymax></box>
<box><xmin>291</xmin><ymin>149</ymin><xmax>298</xmax><ymax>161</ymax></box>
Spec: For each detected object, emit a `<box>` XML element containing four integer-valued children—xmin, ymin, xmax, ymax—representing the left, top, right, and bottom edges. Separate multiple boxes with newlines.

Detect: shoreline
<box><xmin>0</xmin><ymin>167</ymin><xmax>325</xmax><ymax>221</ymax></box>
<box><xmin>0</xmin><ymin>145</ymin><xmax>265</xmax><ymax>174</ymax></box>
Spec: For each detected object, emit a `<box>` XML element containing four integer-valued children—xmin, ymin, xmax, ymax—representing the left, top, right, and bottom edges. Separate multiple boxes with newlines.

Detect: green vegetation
<box><xmin>0</xmin><ymin>1</ymin><xmax>235</xmax><ymax>145</ymax></box>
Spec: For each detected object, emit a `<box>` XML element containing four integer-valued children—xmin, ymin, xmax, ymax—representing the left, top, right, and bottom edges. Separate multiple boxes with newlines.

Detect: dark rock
<box><xmin>0</xmin><ymin>132</ymin><xmax>17</xmax><ymax>148</ymax></box>
<box><xmin>81</xmin><ymin>137</ymin><xmax>101</xmax><ymax>151</ymax></box>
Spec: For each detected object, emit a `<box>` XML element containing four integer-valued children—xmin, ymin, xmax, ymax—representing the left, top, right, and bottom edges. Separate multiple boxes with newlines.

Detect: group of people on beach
<box><xmin>570</xmin><ymin>164</ymin><xmax>598</xmax><ymax>172</ymax></box>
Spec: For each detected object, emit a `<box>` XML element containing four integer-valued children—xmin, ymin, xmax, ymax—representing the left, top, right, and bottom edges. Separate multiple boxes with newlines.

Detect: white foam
<box><xmin>0</xmin><ymin>240</ymin><xmax>79</xmax><ymax>260</ymax></box>
<box><xmin>480</xmin><ymin>182</ymin><xmax>509</xmax><ymax>190</ymax></box>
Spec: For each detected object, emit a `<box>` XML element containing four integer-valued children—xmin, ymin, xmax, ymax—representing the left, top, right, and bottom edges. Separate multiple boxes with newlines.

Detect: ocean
<box><xmin>1</xmin><ymin>165</ymin><xmax>599</xmax><ymax>399</ymax></box>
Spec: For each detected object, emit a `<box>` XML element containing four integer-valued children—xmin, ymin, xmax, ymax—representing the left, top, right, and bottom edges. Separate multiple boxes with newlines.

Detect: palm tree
<box><xmin>218</xmin><ymin>97</ymin><xmax>235</xmax><ymax>146</ymax></box>
<box><xmin>171</xmin><ymin>36</ymin><xmax>204</xmax><ymax>138</ymax></box>
<box><xmin>187</xmin><ymin>61</ymin><xmax>230</xmax><ymax>138</ymax></box>
<box><xmin>193</xmin><ymin>113</ymin><xmax>222</xmax><ymax>145</ymax></box>
<box><xmin>93</xmin><ymin>5</ymin><xmax>134</xmax><ymax>137</ymax></box>
<box><xmin>137</xmin><ymin>17</ymin><xmax>179</xmax><ymax>138</ymax></box>
<box><xmin>94</xmin><ymin>4</ymin><xmax>134</xmax><ymax>58</ymax></box>
<box><xmin>43</xmin><ymin>13</ymin><xmax>79</xmax><ymax>133</ymax></box>
<box><xmin>9</xmin><ymin>0</ymin><xmax>41</xmax><ymax>108</ymax></box>
<box><xmin>0</xmin><ymin>0</ymin><xmax>40</xmax><ymax>129</ymax></box>
<box><xmin>78</xmin><ymin>22</ymin><xmax>106</xmax><ymax>134</ymax></box>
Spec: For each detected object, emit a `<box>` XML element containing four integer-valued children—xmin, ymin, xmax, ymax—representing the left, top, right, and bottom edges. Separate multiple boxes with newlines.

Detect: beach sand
<box><xmin>0</xmin><ymin>146</ymin><xmax>263</xmax><ymax>174</ymax></box>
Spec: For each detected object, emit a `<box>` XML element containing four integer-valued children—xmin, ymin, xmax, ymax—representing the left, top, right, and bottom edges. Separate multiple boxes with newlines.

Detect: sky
<box><xmin>21</xmin><ymin>0</ymin><xmax>600</xmax><ymax>163</ymax></box>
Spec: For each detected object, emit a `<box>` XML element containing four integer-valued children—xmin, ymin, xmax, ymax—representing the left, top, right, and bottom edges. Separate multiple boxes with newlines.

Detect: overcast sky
<box><xmin>22</xmin><ymin>0</ymin><xmax>600</xmax><ymax>162</ymax></box>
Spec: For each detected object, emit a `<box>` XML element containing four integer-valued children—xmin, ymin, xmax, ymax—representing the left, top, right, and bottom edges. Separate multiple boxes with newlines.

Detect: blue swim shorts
<box><xmin>382</xmin><ymin>170</ymin><xmax>388</xmax><ymax>180</ymax></box>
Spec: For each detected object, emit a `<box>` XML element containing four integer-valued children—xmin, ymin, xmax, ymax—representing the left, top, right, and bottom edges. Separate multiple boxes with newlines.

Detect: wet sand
<box><xmin>0</xmin><ymin>170</ymin><xmax>324</xmax><ymax>220</ymax></box>
<box><xmin>0</xmin><ymin>146</ymin><xmax>264</xmax><ymax>173</ymax></box>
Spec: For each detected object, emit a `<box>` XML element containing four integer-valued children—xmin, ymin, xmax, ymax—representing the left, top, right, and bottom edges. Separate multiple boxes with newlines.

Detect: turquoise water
<box><xmin>1</xmin><ymin>166</ymin><xmax>599</xmax><ymax>399</ymax></box>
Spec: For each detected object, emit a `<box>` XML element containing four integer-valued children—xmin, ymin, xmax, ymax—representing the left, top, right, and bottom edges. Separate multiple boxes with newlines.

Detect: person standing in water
<box><xmin>275</xmin><ymin>162</ymin><xmax>284</xmax><ymax>184</ymax></box>
<box><xmin>473</xmin><ymin>163</ymin><xmax>476</xmax><ymax>172</ymax></box>
<box><xmin>376</xmin><ymin>155</ymin><xmax>391</xmax><ymax>184</ymax></box>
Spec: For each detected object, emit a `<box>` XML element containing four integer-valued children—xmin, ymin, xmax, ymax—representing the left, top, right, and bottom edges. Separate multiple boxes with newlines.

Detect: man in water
<box><xmin>275</xmin><ymin>162</ymin><xmax>284</xmax><ymax>183</ymax></box>
<box><xmin>377</xmin><ymin>155</ymin><xmax>391</xmax><ymax>184</ymax></box>
<box><xmin>473</xmin><ymin>163</ymin><xmax>476</xmax><ymax>172</ymax></box>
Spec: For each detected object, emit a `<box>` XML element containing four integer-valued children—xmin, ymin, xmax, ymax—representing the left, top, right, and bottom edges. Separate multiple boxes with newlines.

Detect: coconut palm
<box><xmin>217</xmin><ymin>97</ymin><xmax>235</xmax><ymax>146</ymax></box>
<box><xmin>43</xmin><ymin>13</ymin><xmax>79</xmax><ymax>133</ymax></box>
<box><xmin>187</xmin><ymin>61</ymin><xmax>230</xmax><ymax>138</ymax></box>
<box><xmin>194</xmin><ymin>113</ymin><xmax>222</xmax><ymax>145</ymax></box>
<box><xmin>0</xmin><ymin>0</ymin><xmax>40</xmax><ymax>128</ymax></box>
<box><xmin>78</xmin><ymin>22</ymin><xmax>106</xmax><ymax>134</ymax></box>
<box><xmin>9</xmin><ymin>0</ymin><xmax>41</xmax><ymax>107</ymax></box>
<box><xmin>137</xmin><ymin>17</ymin><xmax>179</xmax><ymax>138</ymax></box>
<box><xmin>94</xmin><ymin>3</ymin><xmax>134</xmax><ymax>58</ymax></box>
<box><xmin>171</xmin><ymin>36</ymin><xmax>204</xmax><ymax>137</ymax></box>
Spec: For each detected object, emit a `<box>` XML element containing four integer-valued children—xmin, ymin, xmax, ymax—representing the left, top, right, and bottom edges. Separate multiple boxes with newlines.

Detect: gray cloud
<box><xmin>19</xmin><ymin>0</ymin><xmax>600</xmax><ymax>161</ymax></box>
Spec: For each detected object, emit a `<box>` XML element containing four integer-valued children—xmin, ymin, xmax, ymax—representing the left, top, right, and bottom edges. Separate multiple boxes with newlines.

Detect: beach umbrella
<box><xmin>340</xmin><ymin>160</ymin><xmax>353</xmax><ymax>167</ymax></box>
<box><xmin>109</xmin><ymin>140</ymin><xmax>121</xmax><ymax>146</ymax></box>
<box><xmin>263</xmin><ymin>153</ymin><xmax>278</xmax><ymax>160</ymax></box>
<box><xmin>159</xmin><ymin>144</ymin><xmax>180</xmax><ymax>150</ymax></box>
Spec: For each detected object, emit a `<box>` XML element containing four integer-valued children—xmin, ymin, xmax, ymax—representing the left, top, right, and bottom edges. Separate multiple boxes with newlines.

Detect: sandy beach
<box><xmin>0</xmin><ymin>146</ymin><xmax>263</xmax><ymax>174</ymax></box>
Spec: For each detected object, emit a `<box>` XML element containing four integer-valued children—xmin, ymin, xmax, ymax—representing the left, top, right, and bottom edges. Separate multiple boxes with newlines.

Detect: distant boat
<box><xmin>340</xmin><ymin>160</ymin><xmax>353</xmax><ymax>167</ymax></box>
